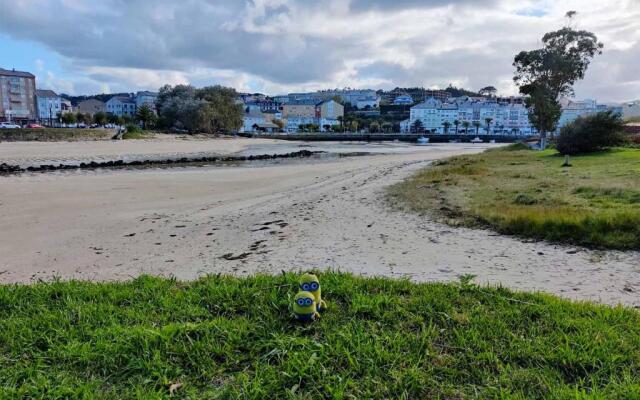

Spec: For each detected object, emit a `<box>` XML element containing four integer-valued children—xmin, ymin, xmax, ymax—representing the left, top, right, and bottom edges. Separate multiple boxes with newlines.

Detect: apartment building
<box><xmin>78</xmin><ymin>99</ymin><xmax>106</xmax><ymax>116</ymax></box>
<box><xmin>407</xmin><ymin>97</ymin><xmax>535</xmax><ymax>135</ymax></box>
<box><xmin>622</xmin><ymin>101</ymin><xmax>640</xmax><ymax>120</ymax></box>
<box><xmin>0</xmin><ymin>68</ymin><xmax>37</xmax><ymax>123</ymax></box>
<box><xmin>558</xmin><ymin>99</ymin><xmax>622</xmax><ymax>129</ymax></box>
<box><xmin>106</xmin><ymin>95</ymin><xmax>137</xmax><ymax>117</ymax></box>
<box><xmin>282</xmin><ymin>99</ymin><xmax>344</xmax><ymax>132</ymax></box>
<box><xmin>287</xmin><ymin>89</ymin><xmax>380</xmax><ymax>109</ymax></box>
<box><xmin>135</xmin><ymin>91</ymin><xmax>158</xmax><ymax>111</ymax></box>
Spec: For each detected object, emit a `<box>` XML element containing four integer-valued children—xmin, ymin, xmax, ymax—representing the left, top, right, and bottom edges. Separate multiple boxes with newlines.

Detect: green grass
<box><xmin>0</xmin><ymin>128</ymin><xmax>114</xmax><ymax>142</ymax></box>
<box><xmin>1</xmin><ymin>273</ymin><xmax>639</xmax><ymax>398</ymax></box>
<box><xmin>388</xmin><ymin>145</ymin><xmax>640</xmax><ymax>249</ymax></box>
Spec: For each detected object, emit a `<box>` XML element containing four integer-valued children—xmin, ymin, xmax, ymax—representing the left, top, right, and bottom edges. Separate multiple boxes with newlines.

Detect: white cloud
<box><xmin>1</xmin><ymin>0</ymin><xmax>638</xmax><ymax>101</ymax></box>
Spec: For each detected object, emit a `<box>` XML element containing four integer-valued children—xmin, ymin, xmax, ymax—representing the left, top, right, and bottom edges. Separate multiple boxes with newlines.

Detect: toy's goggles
<box><xmin>300</xmin><ymin>282</ymin><xmax>320</xmax><ymax>291</ymax></box>
<box><xmin>296</xmin><ymin>298</ymin><xmax>313</xmax><ymax>306</ymax></box>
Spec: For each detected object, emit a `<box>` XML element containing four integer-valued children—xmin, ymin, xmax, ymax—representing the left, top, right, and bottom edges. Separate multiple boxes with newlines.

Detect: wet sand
<box><xmin>0</xmin><ymin>135</ymin><xmax>281</xmax><ymax>167</ymax></box>
<box><xmin>0</xmin><ymin>139</ymin><xmax>638</xmax><ymax>306</ymax></box>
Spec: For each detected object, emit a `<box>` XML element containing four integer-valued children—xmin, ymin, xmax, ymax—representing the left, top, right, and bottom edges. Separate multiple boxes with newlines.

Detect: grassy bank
<box><xmin>1</xmin><ymin>273</ymin><xmax>639</xmax><ymax>398</ymax></box>
<box><xmin>389</xmin><ymin>145</ymin><xmax>640</xmax><ymax>249</ymax></box>
<box><xmin>0</xmin><ymin>128</ymin><xmax>114</xmax><ymax>142</ymax></box>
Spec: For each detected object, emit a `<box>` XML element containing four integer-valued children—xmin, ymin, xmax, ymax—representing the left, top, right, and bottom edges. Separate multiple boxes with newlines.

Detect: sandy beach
<box><xmin>0</xmin><ymin>138</ymin><xmax>638</xmax><ymax>306</ymax></box>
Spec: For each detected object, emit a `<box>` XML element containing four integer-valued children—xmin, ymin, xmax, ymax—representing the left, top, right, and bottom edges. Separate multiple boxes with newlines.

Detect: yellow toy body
<box><xmin>299</xmin><ymin>273</ymin><xmax>327</xmax><ymax>312</ymax></box>
<box><xmin>293</xmin><ymin>291</ymin><xmax>320</xmax><ymax>321</ymax></box>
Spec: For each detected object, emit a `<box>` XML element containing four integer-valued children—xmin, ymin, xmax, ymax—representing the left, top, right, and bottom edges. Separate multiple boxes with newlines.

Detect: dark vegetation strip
<box><xmin>0</xmin><ymin>150</ymin><xmax>321</xmax><ymax>175</ymax></box>
<box><xmin>0</xmin><ymin>128</ymin><xmax>113</xmax><ymax>142</ymax></box>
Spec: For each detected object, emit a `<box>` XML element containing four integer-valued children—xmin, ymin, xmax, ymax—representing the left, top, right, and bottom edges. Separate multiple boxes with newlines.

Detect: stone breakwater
<box><xmin>0</xmin><ymin>150</ymin><xmax>320</xmax><ymax>175</ymax></box>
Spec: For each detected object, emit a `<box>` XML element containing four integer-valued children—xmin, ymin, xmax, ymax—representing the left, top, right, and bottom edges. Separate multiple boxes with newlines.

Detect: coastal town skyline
<box><xmin>1</xmin><ymin>0</ymin><xmax>638</xmax><ymax>102</ymax></box>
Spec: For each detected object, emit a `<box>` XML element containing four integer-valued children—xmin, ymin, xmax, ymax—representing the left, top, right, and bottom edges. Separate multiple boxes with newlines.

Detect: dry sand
<box><xmin>0</xmin><ymin>139</ymin><xmax>638</xmax><ymax>306</ymax></box>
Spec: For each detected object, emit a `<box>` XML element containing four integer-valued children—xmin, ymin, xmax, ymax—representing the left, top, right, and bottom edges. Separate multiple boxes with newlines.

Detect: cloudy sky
<box><xmin>1</xmin><ymin>0</ymin><xmax>638</xmax><ymax>102</ymax></box>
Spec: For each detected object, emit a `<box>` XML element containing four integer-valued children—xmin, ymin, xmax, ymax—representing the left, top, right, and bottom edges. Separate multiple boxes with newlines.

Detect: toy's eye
<box><xmin>301</xmin><ymin>283</ymin><xmax>310</xmax><ymax>291</ymax></box>
<box><xmin>304</xmin><ymin>298</ymin><xmax>313</xmax><ymax>306</ymax></box>
<box><xmin>310</xmin><ymin>282</ymin><xmax>319</xmax><ymax>290</ymax></box>
<box><xmin>296</xmin><ymin>298</ymin><xmax>305</xmax><ymax>306</ymax></box>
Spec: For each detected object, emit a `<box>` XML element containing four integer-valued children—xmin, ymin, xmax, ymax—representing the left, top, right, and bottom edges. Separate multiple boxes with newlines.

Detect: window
<box><xmin>9</xmin><ymin>78</ymin><xmax>21</xmax><ymax>93</ymax></box>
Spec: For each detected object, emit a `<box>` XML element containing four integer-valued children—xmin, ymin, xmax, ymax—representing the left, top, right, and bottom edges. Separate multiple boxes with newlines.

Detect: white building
<box><xmin>407</xmin><ymin>97</ymin><xmax>535</xmax><ymax>135</ymax></box>
<box><xmin>400</xmin><ymin>119</ymin><xmax>410</xmax><ymax>132</ymax></box>
<box><xmin>241</xmin><ymin>109</ymin><xmax>269</xmax><ymax>133</ymax></box>
<box><xmin>621</xmin><ymin>101</ymin><xmax>640</xmax><ymax>120</ymax></box>
<box><xmin>557</xmin><ymin>99</ymin><xmax>622</xmax><ymax>130</ymax></box>
<box><xmin>284</xmin><ymin>116</ymin><xmax>316</xmax><ymax>132</ymax></box>
<box><xmin>557</xmin><ymin>99</ymin><xmax>597</xmax><ymax>128</ymax></box>
<box><xmin>286</xmin><ymin>89</ymin><xmax>380</xmax><ymax>110</ymax></box>
<box><xmin>135</xmin><ymin>91</ymin><xmax>157</xmax><ymax>111</ymax></box>
<box><xmin>35</xmin><ymin>89</ymin><xmax>61</xmax><ymax>123</ymax></box>
<box><xmin>106</xmin><ymin>95</ymin><xmax>137</xmax><ymax>117</ymax></box>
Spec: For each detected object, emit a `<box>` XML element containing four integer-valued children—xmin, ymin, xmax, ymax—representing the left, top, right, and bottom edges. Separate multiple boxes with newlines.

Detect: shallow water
<box><xmin>235</xmin><ymin>141</ymin><xmax>432</xmax><ymax>156</ymax></box>
<box><xmin>5</xmin><ymin>141</ymin><xmax>488</xmax><ymax>178</ymax></box>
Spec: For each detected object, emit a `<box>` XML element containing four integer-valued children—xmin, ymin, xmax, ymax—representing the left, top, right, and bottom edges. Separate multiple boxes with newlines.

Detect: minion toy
<box><xmin>299</xmin><ymin>273</ymin><xmax>327</xmax><ymax>312</ymax></box>
<box><xmin>293</xmin><ymin>291</ymin><xmax>320</xmax><ymax>322</ymax></box>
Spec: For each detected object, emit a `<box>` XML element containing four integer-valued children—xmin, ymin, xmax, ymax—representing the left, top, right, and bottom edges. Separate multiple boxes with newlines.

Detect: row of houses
<box><xmin>0</xmin><ymin>67</ymin><xmax>157</xmax><ymax>124</ymax></box>
<box><xmin>401</xmin><ymin>96</ymin><xmax>623</xmax><ymax>135</ymax></box>
<box><xmin>240</xmin><ymin>98</ymin><xmax>344</xmax><ymax>133</ymax></box>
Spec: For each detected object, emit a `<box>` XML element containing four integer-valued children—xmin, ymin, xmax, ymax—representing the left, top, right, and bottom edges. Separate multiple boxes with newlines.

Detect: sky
<box><xmin>1</xmin><ymin>0</ymin><xmax>638</xmax><ymax>102</ymax></box>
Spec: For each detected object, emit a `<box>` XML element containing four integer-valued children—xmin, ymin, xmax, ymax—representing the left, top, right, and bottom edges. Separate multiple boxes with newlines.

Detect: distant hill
<box><xmin>443</xmin><ymin>85</ymin><xmax>480</xmax><ymax>97</ymax></box>
<box><xmin>378</xmin><ymin>85</ymin><xmax>481</xmax><ymax>104</ymax></box>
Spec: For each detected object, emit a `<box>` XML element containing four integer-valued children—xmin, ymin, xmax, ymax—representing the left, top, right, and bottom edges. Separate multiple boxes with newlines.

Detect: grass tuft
<box><xmin>1</xmin><ymin>273</ymin><xmax>639</xmax><ymax>398</ymax></box>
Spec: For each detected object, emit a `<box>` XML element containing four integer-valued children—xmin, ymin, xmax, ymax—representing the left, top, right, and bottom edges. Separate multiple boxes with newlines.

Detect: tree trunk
<box><xmin>540</xmin><ymin>131</ymin><xmax>547</xmax><ymax>150</ymax></box>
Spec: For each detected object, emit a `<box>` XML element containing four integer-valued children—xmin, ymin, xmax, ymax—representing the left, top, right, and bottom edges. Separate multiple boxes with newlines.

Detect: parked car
<box><xmin>0</xmin><ymin>122</ymin><xmax>22</xmax><ymax>129</ymax></box>
<box><xmin>26</xmin><ymin>123</ymin><xmax>44</xmax><ymax>129</ymax></box>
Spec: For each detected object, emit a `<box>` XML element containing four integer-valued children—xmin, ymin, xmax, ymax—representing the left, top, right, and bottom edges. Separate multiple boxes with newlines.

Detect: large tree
<box><xmin>136</xmin><ymin>105</ymin><xmax>155</xmax><ymax>129</ymax></box>
<box><xmin>196</xmin><ymin>86</ymin><xmax>244</xmax><ymax>134</ymax></box>
<box><xmin>156</xmin><ymin>84</ymin><xmax>243</xmax><ymax>134</ymax></box>
<box><xmin>61</xmin><ymin>112</ymin><xmax>76</xmax><ymax>125</ymax></box>
<box><xmin>93</xmin><ymin>111</ymin><xmax>107</xmax><ymax>126</ymax></box>
<box><xmin>513</xmin><ymin>15</ymin><xmax>603</xmax><ymax>148</ymax></box>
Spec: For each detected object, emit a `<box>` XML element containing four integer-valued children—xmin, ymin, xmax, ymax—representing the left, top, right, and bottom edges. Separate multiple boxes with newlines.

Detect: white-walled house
<box><xmin>241</xmin><ymin>109</ymin><xmax>267</xmax><ymax>133</ymax></box>
<box><xmin>400</xmin><ymin>119</ymin><xmax>410</xmax><ymax>133</ymax></box>
<box><xmin>285</xmin><ymin>116</ymin><xmax>316</xmax><ymax>132</ymax></box>
<box><xmin>35</xmin><ymin>89</ymin><xmax>61</xmax><ymax>122</ymax></box>
<box><xmin>106</xmin><ymin>95</ymin><xmax>137</xmax><ymax>117</ymax></box>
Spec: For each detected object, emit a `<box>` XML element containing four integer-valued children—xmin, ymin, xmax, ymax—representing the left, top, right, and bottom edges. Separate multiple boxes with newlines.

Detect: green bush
<box><xmin>125</xmin><ymin>124</ymin><xmax>142</xmax><ymax>134</ymax></box>
<box><xmin>556</xmin><ymin>111</ymin><xmax>626</xmax><ymax>155</ymax></box>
